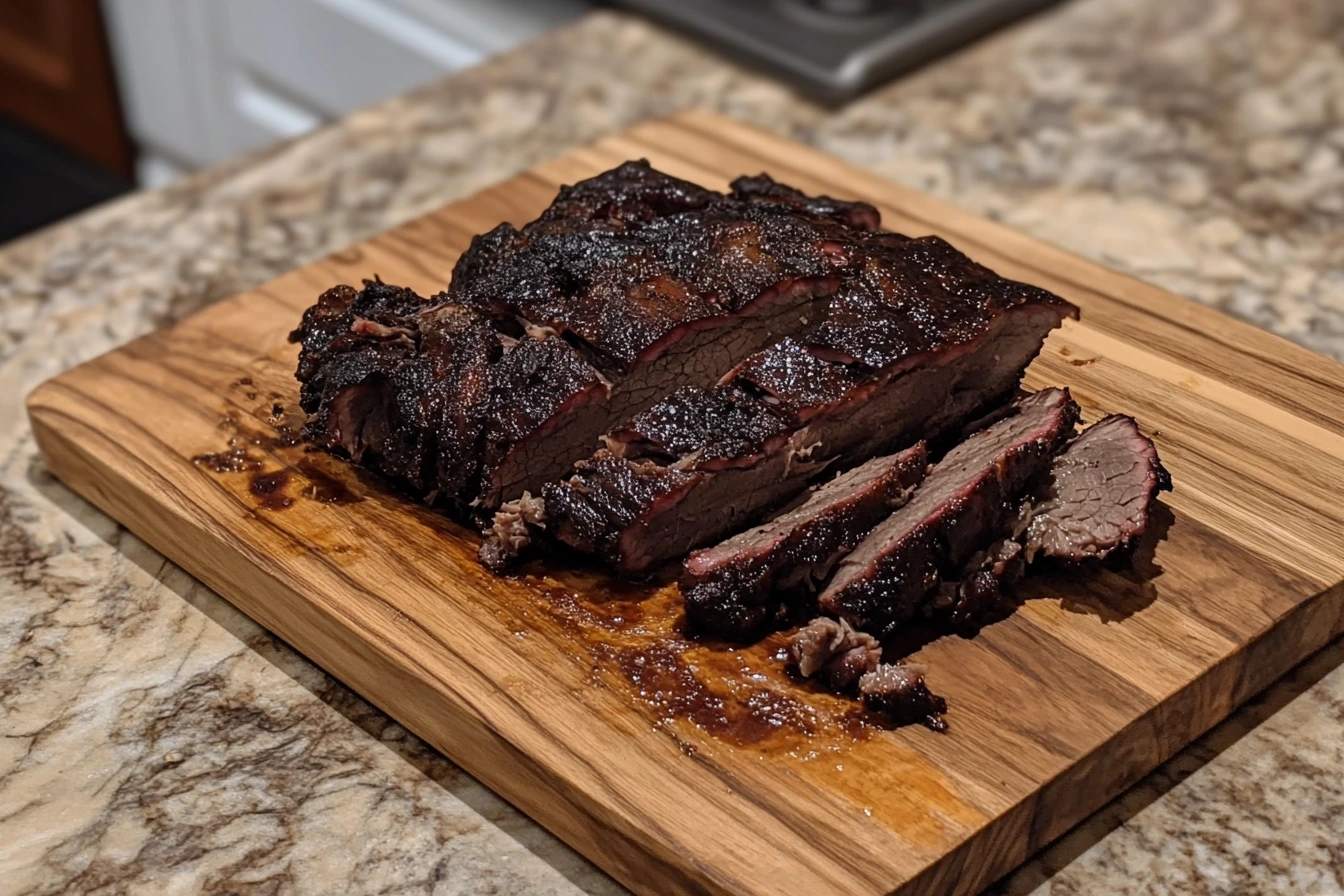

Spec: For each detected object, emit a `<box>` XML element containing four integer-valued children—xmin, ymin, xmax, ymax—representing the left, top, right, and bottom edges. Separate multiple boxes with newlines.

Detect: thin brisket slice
<box><xmin>682</xmin><ymin>444</ymin><xmax>928</xmax><ymax>638</ymax></box>
<box><xmin>819</xmin><ymin>388</ymin><xmax>1081</xmax><ymax>634</ymax></box>
<box><xmin>1022</xmin><ymin>414</ymin><xmax>1172</xmax><ymax>562</ymax></box>
<box><xmin>928</xmin><ymin>414</ymin><xmax>1171</xmax><ymax>631</ymax></box>
<box><xmin>545</xmin><ymin>239</ymin><xmax>1077</xmax><ymax>572</ymax></box>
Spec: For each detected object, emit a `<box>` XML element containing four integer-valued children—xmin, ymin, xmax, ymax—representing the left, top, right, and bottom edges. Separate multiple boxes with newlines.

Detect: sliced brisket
<box><xmin>292</xmin><ymin>164</ymin><xmax>1082</xmax><ymax>582</ymax></box>
<box><xmin>682</xmin><ymin>444</ymin><xmax>928</xmax><ymax>638</ymax></box>
<box><xmin>923</xmin><ymin>414</ymin><xmax>1170</xmax><ymax>631</ymax></box>
<box><xmin>1022</xmin><ymin>414</ymin><xmax>1172</xmax><ymax>562</ymax></box>
<box><xmin>785</xmin><ymin>411</ymin><xmax>1167</xmax><ymax>728</ymax></box>
<box><xmin>545</xmin><ymin>248</ymin><xmax>1076</xmax><ymax>573</ymax></box>
<box><xmin>819</xmin><ymin>388</ymin><xmax>1080</xmax><ymax>634</ymax></box>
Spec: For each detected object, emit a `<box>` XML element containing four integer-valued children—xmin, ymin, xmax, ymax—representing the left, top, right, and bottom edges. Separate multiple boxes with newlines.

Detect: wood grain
<box><xmin>26</xmin><ymin>112</ymin><xmax>1344</xmax><ymax>896</ymax></box>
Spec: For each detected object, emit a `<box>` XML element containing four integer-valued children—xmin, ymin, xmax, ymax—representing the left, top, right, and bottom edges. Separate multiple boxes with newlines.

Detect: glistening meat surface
<box><xmin>544</xmin><ymin>238</ymin><xmax>1077</xmax><ymax>573</ymax></box>
<box><xmin>292</xmin><ymin>162</ymin><xmax>881</xmax><ymax>510</ymax></box>
<box><xmin>682</xmin><ymin>444</ymin><xmax>929</xmax><ymax>638</ymax></box>
<box><xmin>819</xmin><ymin>388</ymin><xmax>1080</xmax><ymax>634</ymax></box>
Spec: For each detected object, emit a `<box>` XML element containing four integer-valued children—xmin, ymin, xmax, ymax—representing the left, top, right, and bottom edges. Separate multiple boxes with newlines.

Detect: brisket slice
<box><xmin>926</xmin><ymin>414</ymin><xmax>1171</xmax><ymax>630</ymax></box>
<box><xmin>545</xmin><ymin>284</ymin><xmax>1074</xmax><ymax>573</ymax></box>
<box><xmin>681</xmin><ymin>444</ymin><xmax>929</xmax><ymax>638</ymax></box>
<box><xmin>787</xmin><ymin>617</ymin><xmax>947</xmax><ymax>730</ymax></box>
<box><xmin>1021</xmin><ymin>414</ymin><xmax>1172</xmax><ymax>562</ymax></box>
<box><xmin>808</xmin><ymin>233</ymin><xmax>1068</xmax><ymax>372</ymax></box>
<box><xmin>819</xmin><ymin>388</ymin><xmax>1081</xmax><ymax>634</ymax></box>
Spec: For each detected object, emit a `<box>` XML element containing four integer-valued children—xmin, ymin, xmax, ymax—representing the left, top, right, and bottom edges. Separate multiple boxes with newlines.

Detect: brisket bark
<box><xmin>545</xmin><ymin>239</ymin><xmax>1077</xmax><ymax>573</ymax></box>
<box><xmin>290</xmin><ymin>281</ymin><xmax>501</xmax><ymax>505</ymax></box>
<box><xmin>453</xmin><ymin>161</ymin><xmax>883</xmax><ymax>506</ymax></box>
<box><xmin>819</xmin><ymin>388</ymin><xmax>1081</xmax><ymax>634</ymax></box>
<box><xmin>294</xmin><ymin>162</ymin><xmax>879</xmax><ymax>510</ymax></box>
<box><xmin>682</xmin><ymin>444</ymin><xmax>929</xmax><ymax>638</ymax></box>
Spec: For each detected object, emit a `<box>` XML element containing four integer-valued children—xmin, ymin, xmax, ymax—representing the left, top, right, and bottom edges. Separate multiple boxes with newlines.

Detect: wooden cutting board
<box><xmin>27</xmin><ymin>112</ymin><xmax>1344</xmax><ymax>896</ymax></box>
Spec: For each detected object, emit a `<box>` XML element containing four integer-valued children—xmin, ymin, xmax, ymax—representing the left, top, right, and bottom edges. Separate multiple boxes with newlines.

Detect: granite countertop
<box><xmin>3</xmin><ymin>0</ymin><xmax>1343</xmax><ymax>892</ymax></box>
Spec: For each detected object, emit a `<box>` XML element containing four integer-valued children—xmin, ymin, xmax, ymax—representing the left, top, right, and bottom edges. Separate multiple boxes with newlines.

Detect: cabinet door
<box><xmin>103</xmin><ymin>0</ymin><xmax>491</xmax><ymax>176</ymax></box>
<box><xmin>222</xmin><ymin>0</ymin><xmax>482</xmax><ymax>120</ymax></box>
<box><xmin>102</xmin><ymin>0</ymin><xmax>583</xmax><ymax>181</ymax></box>
<box><xmin>0</xmin><ymin>0</ymin><xmax>132</xmax><ymax>175</ymax></box>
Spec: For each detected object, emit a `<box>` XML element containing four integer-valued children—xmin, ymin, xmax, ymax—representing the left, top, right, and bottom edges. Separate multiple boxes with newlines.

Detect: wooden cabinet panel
<box><xmin>0</xmin><ymin>0</ymin><xmax>132</xmax><ymax>175</ymax></box>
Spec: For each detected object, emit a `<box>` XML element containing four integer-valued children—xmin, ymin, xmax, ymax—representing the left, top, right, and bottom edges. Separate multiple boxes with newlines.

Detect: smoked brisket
<box><xmin>682</xmin><ymin>444</ymin><xmax>929</xmax><ymax>638</ymax></box>
<box><xmin>1021</xmin><ymin>414</ymin><xmax>1172</xmax><ymax>562</ymax></box>
<box><xmin>293</xmin><ymin>162</ymin><xmax>881</xmax><ymax>510</ymax></box>
<box><xmin>819</xmin><ymin>388</ymin><xmax>1080</xmax><ymax>633</ymax></box>
<box><xmin>544</xmin><ymin>238</ymin><xmax>1077</xmax><ymax>573</ymax></box>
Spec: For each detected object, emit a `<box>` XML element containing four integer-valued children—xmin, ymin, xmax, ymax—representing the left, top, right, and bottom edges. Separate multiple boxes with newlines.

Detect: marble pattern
<box><xmin>1</xmin><ymin>0</ymin><xmax>1342</xmax><ymax>892</ymax></box>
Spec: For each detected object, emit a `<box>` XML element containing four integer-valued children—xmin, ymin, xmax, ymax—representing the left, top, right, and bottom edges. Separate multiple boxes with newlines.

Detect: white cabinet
<box><xmin>102</xmin><ymin>0</ymin><xmax>586</xmax><ymax>186</ymax></box>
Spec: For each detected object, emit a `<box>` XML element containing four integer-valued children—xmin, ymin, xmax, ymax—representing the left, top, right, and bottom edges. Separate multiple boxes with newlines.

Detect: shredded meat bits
<box><xmin>787</xmin><ymin>617</ymin><xmax>947</xmax><ymax>731</ymax></box>
<box><xmin>479</xmin><ymin>492</ymin><xmax>547</xmax><ymax>572</ymax></box>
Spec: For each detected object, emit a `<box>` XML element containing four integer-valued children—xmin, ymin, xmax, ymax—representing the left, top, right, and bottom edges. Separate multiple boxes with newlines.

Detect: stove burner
<box><xmin>614</xmin><ymin>0</ymin><xmax>1063</xmax><ymax>102</ymax></box>
<box><xmin>777</xmin><ymin>0</ymin><xmax>917</xmax><ymax>32</ymax></box>
<box><xmin>799</xmin><ymin>0</ymin><xmax>907</xmax><ymax>14</ymax></box>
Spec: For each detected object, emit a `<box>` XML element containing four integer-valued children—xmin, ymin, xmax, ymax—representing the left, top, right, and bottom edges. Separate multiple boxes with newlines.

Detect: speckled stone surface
<box><xmin>2</xmin><ymin>0</ymin><xmax>1343</xmax><ymax>893</ymax></box>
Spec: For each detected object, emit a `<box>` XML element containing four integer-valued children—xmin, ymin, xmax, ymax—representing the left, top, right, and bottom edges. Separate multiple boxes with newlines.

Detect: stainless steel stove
<box><xmin>612</xmin><ymin>0</ymin><xmax>1062</xmax><ymax>102</ymax></box>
